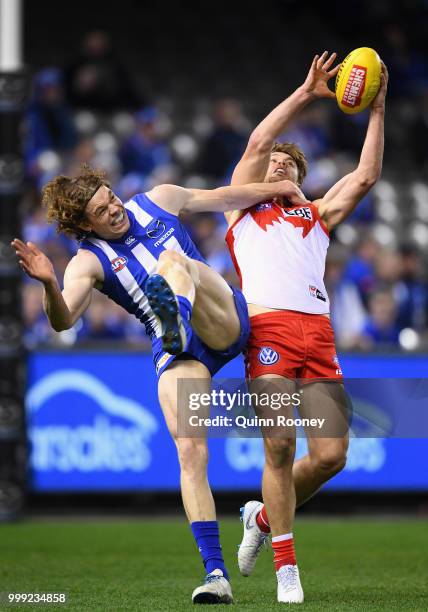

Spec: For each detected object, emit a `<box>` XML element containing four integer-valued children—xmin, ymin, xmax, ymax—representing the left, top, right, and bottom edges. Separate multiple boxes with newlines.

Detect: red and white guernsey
<box><xmin>226</xmin><ymin>200</ymin><xmax>330</xmax><ymax>314</ymax></box>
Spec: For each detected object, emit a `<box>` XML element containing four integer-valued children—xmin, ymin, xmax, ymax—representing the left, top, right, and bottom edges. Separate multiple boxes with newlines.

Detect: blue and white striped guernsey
<box><xmin>79</xmin><ymin>192</ymin><xmax>206</xmax><ymax>338</ymax></box>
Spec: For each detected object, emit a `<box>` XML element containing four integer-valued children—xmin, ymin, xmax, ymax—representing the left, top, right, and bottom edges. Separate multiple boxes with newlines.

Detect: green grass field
<box><xmin>1</xmin><ymin>517</ymin><xmax>427</xmax><ymax>611</ymax></box>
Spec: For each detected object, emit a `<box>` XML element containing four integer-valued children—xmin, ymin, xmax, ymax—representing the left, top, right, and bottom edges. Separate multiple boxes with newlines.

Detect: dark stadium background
<box><xmin>0</xmin><ymin>2</ymin><xmax>427</xmax><ymax>610</ymax></box>
<box><xmin>2</xmin><ymin>0</ymin><xmax>427</xmax><ymax>511</ymax></box>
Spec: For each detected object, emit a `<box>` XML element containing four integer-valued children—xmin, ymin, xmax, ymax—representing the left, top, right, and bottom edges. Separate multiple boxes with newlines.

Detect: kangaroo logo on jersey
<box><xmin>111</xmin><ymin>256</ymin><xmax>128</xmax><ymax>272</ymax></box>
<box><xmin>146</xmin><ymin>219</ymin><xmax>166</xmax><ymax>239</ymax></box>
<box><xmin>258</xmin><ymin>346</ymin><xmax>280</xmax><ymax>365</ymax></box>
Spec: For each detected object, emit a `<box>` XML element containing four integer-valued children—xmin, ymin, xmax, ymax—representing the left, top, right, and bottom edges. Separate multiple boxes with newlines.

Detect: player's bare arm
<box><xmin>12</xmin><ymin>239</ymin><xmax>102</xmax><ymax>331</ymax></box>
<box><xmin>147</xmin><ymin>180</ymin><xmax>309</xmax><ymax>215</ymax></box>
<box><xmin>231</xmin><ymin>51</ymin><xmax>341</xmax><ymax>187</ymax></box>
<box><xmin>315</xmin><ymin>63</ymin><xmax>388</xmax><ymax>230</ymax></box>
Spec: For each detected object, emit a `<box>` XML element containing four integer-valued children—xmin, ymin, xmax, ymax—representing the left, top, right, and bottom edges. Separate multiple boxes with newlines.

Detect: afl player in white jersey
<box><xmin>227</xmin><ymin>52</ymin><xmax>388</xmax><ymax>602</ymax></box>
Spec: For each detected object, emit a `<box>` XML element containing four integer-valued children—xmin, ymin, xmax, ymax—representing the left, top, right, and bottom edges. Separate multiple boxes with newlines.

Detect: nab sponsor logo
<box><xmin>258</xmin><ymin>346</ymin><xmax>279</xmax><ymax>365</ymax></box>
<box><xmin>111</xmin><ymin>256</ymin><xmax>127</xmax><ymax>272</ymax></box>
<box><xmin>284</xmin><ymin>206</ymin><xmax>312</xmax><ymax>220</ymax></box>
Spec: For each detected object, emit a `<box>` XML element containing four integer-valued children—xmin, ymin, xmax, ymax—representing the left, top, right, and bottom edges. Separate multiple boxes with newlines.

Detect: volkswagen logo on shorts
<box><xmin>258</xmin><ymin>347</ymin><xmax>279</xmax><ymax>365</ymax></box>
<box><xmin>146</xmin><ymin>220</ymin><xmax>166</xmax><ymax>239</ymax></box>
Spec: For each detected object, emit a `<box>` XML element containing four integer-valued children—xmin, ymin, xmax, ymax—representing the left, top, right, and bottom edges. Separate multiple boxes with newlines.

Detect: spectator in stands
<box><xmin>325</xmin><ymin>244</ymin><xmax>367</xmax><ymax>348</ymax></box>
<box><xmin>409</xmin><ymin>85</ymin><xmax>428</xmax><ymax>172</ymax></box>
<box><xmin>119</xmin><ymin>107</ymin><xmax>171</xmax><ymax>177</ymax></box>
<box><xmin>343</xmin><ymin>235</ymin><xmax>379</xmax><ymax>306</ymax></box>
<box><xmin>360</xmin><ymin>287</ymin><xmax>400</xmax><ymax>347</ymax></box>
<box><xmin>282</xmin><ymin>105</ymin><xmax>330</xmax><ymax>161</ymax></box>
<box><xmin>26</xmin><ymin>68</ymin><xmax>77</xmax><ymax>169</ymax></box>
<box><xmin>197</xmin><ymin>99</ymin><xmax>248</xmax><ymax>183</ymax></box>
<box><xmin>396</xmin><ymin>244</ymin><xmax>428</xmax><ymax>331</ymax></box>
<box><xmin>65</xmin><ymin>30</ymin><xmax>145</xmax><ymax>111</ymax></box>
<box><xmin>23</xmin><ymin>283</ymin><xmax>52</xmax><ymax>348</ymax></box>
<box><xmin>78</xmin><ymin>293</ymin><xmax>127</xmax><ymax>342</ymax></box>
<box><xmin>382</xmin><ymin>23</ymin><xmax>428</xmax><ymax>99</ymax></box>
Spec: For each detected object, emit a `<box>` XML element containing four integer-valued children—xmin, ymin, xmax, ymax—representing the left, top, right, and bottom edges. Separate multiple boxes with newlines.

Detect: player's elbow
<box><xmin>247</xmin><ymin>131</ymin><xmax>273</xmax><ymax>156</ymax></box>
<box><xmin>360</xmin><ymin>175</ymin><xmax>378</xmax><ymax>189</ymax></box>
<box><xmin>354</xmin><ymin>169</ymin><xmax>380</xmax><ymax>190</ymax></box>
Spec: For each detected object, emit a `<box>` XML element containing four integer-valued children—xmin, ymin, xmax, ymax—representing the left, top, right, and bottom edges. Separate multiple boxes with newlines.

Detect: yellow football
<box><xmin>335</xmin><ymin>47</ymin><xmax>381</xmax><ymax>114</ymax></box>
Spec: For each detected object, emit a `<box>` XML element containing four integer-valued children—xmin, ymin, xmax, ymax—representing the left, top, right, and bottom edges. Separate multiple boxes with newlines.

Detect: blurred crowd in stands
<box><xmin>21</xmin><ymin>16</ymin><xmax>428</xmax><ymax>352</ymax></box>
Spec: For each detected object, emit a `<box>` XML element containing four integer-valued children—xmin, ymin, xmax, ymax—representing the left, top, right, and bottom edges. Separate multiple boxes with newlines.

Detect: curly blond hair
<box><xmin>272</xmin><ymin>142</ymin><xmax>308</xmax><ymax>186</ymax></box>
<box><xmin>42</xmin><ymin>164</ymin><xmax>110</xmax><ymax>239</ymax></box>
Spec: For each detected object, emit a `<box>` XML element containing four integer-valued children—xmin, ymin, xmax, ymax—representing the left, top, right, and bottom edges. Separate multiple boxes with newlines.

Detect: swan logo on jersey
<box><xmin>146</xmin><ymin>219</ymin><xmax>166</xmax><ymax>239</ymax></box>
<box><xmin>111</xmin><ymin>256</ymin><xmax>128</xmax><ymax>272</ymax></box>
<box><xmin>258</xmin><ymin>347</ymin><xmax>280</xmax><ymax>365</ymax></box>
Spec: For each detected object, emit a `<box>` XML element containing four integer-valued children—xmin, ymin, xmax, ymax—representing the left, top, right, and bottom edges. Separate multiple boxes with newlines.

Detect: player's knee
<box><xmin>312</xmin><ymin>445</ymin><xmax>347</xmax><ymax>476</ymax></box>
<box><xmin>158</xmin><ymin>249</ymin><xmax>183</xmax><ymax>268</ymax></box>
<box><xmin>157</xmin><ymin>250</ymin><xmax>199</xmax><ymax>287</ymax></box>
<box><xmin>177</xmin><ymin>438</ymin><xmax>208</xmax><ymax>473</ymax></box>
<box><xmin>264</xmin><ymin>437</ymin><xmax>295</xmax><ymax>469</ymax></box>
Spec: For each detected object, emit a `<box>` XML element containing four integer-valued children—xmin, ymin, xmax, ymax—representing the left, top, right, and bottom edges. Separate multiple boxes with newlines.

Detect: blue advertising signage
<box><xmin>27</xmin><ymin>351</ymin><xmax>428</xmax><ymax>492</ymax></box>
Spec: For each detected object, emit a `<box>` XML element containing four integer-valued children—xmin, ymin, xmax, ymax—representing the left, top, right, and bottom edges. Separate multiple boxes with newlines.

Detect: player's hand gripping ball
<box><xmin>335</xmin><ymin>47</ymin><xmax>381</xmax><ymax>114</ymax></box>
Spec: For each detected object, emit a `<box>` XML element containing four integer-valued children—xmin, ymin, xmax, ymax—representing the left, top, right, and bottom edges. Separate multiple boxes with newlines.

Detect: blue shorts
<box><xmin>152</xmin><ymin>286</ymin><xmax>250</xmax><ymax>378</ymax></box>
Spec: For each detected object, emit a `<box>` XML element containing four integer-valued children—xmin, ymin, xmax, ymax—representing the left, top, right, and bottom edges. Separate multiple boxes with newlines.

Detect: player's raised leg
<box><xmin>158</xmin><ymin>359</ymin><xmax>233</xmax><ymax>604</ymax></box>
<box><xmin>147</xmin><ymin>249</ymin><xmax>244</xmax><ymax>356</ymax></box>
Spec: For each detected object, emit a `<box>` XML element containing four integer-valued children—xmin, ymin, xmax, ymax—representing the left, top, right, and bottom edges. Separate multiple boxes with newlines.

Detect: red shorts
<box><xmin>245</xmin><ymin>310</ymin><xmax>343</xmax><ymax>382</ymax></box>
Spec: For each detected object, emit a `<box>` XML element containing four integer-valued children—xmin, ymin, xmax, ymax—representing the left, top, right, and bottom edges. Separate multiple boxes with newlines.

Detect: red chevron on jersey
<box><xmin>250</xmin><ymin>201</ymin><xmax>323</xmax><ymax>238</ymax></box>
<box><xmin>226</xmin><ymin>200</ymin><xmax>330</xmax><ymax>313</ymax></box>
<box><xmin>282</xmin><ymin>205</ymin><xmax>318</xmax><ymax>238</ymax></box>
<box><xmin>250</xmin><ymin>201</ymin><xmax>284</xmax><ymax>231</ymax></box>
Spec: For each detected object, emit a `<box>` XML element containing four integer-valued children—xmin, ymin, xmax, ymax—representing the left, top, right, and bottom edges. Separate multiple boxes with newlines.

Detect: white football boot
<box><xmin>191</xmin><ymin>569</ymin><xmax>233</xmax><ymax>604</ymax></box>
<box><xmin>276</xmin><ymin>564</ymin><xmax>304</xmax><ymax>603</ymax></box>
<box><xmin>238</xmin><ymin>500</ymin><xmax>270</xmax><ymax>577</ymax></box>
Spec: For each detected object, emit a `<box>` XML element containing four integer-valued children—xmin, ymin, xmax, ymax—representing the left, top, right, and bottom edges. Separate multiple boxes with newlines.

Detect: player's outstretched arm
<box><xmin>231</xmin><ymin>51</ymin><xmax>340</xmax><ymax>186</ymax></box>
<box><xmin>147</xmin><ymin>181</ymin><xmax>309</xmax><ymax>215</ymax></box>
<box><xmin>12</xmin><ymin>239</ymin><xmax>100</xmax><ymax>332</ymax></box>
<box><xmin>315</xmin><ymin>63</ymin><xmax>388</xmax><ymax>231</ymax></box>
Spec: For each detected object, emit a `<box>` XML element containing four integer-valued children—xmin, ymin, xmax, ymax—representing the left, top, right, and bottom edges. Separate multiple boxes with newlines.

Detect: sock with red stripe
<box><xmin>272</xmin><ymin>533</ymin><xmax>297</xmax><ymax>571</ymax></box>
<box><xmin>256</xmin><ymin>505</ymin><xmax>271</xmax><ymax>533</ymax></box>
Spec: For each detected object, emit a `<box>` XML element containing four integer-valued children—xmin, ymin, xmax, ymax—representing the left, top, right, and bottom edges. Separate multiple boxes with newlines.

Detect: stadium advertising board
<box><xmin>27</xmin><ymin>351</ymin><xmax>428</xmax><ymax>491</ymax></box>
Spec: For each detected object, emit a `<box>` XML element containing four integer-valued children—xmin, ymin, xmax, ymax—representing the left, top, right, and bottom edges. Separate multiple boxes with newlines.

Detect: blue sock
<box><xmin>177</xmin><ymin>295</ymin><xmax>192</xmax><ymax>321</ymax></box>
<box><xmin>191</xmin><ymin>521</ymin><xmax>229</xmax><ymax>580</ymax></box>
